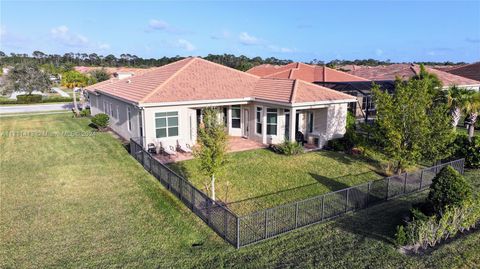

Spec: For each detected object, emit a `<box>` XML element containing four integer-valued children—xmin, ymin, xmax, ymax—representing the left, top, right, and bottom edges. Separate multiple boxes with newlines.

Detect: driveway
<box><xmin>0</xmin><ymin>103</ymin><xmax>74</xmax><ymax>114</ymax></box>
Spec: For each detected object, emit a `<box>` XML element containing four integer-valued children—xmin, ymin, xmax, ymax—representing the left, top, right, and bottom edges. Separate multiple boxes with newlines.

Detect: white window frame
<box><xmin>231</xmin><ymin>105</ymin><xmax>241</xmax><ymax>129</ymax></box>
<box><xmin>266</xmin><ymin>108</ymin><xmax>278</xmax><ymax>136</ymax></box>
<box><xmin>256</xmin><ymin>107</ymin><xmax>263</xmax><ymax>135</ymax></box>
<box><xmin>155</xmin><ymin>111</ymin><xmax>179</xmax><ymax>138</ymax></box>
<box><xmin>127</xmin><ymin>107</ymin><xmax>132</xmax><ymax>132</ymax></box>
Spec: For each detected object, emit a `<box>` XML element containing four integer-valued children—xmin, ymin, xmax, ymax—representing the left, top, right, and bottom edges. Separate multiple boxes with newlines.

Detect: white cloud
<box><xmin>50</xmin><ymin>25</ymin><xmax>88</xmax><ymax>47</ymax></box>
<box><xmin>375</xmin><ymin>49</ymin><xmax>384</xmax><ymax>56</ymax></box>
<box><xmin>177</xmin><ymin>39</ymin><xmax>196</xmax><ymax>51</ymax></box>
<box><xmin>268</xmin><ymin>45</ymin><xmax>295</xmax><ymax>53</ymax></box>
<box><xmin>239</xmin><ymin>32</ymin><xmax>260</xmax><ymax>45</ymax></box>
<box><xmin>149</xmin><ymin>19</ymin><xmax>169</xmax><ymax>31</ymax></box>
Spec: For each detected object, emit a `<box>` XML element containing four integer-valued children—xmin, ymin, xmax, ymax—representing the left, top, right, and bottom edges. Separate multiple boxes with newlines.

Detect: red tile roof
<box><xmin>247</xmin><ymin>62</ymin><xmax>369</xmax><ymax>83</ymax></box>
<box><xmin>75</xmin><ymin>66</ymin><xmax>151</xmax><ymax>75</ymax></box>
<box><xmin>347</xmin><ymin>64</ymin><xmax>480</xmax><ymax>86</ymax></box>
<box><xmin>86</xmin><ymin>58</ymin><xmax>355</xmax><ymax>105</ymax></box>
<box><xmin>444</xmin><ymin>62</ymin><xmax>480</xmax><ymax>82</ymax></box>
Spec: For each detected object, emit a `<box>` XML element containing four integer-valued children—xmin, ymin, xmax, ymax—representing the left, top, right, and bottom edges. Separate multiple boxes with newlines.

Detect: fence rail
<box><xmin>237</xmin><ymin>158</ymin><xmax>465</xmax><ymax>247</ymax></box>
<box><xmin>129</xmin><ymin>138</ymin><xmax>239</xmax><ymax>246</ymax></box>
<box><xmin>129</xmin><ymin>138</ymin><xmax>464</xmax><ymax>248</ymax></box>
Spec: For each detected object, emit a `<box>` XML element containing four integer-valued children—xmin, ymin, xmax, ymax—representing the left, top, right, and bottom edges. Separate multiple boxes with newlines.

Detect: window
<box><xmin>308</xmin><ymin>112</ymin><xmax>314</xmax><ymax>133</ymax></box>
<box><xmin>362</xmin><ymin>95</ymin><xmax>375</xmax><ymax>111</ymax></box>
<box><xmin>231</xmin><ymin>105</ymin><xmax>241</xmax><ymax>128</ymax></box>
<box><xmin>155</xmin><ymin>111</ymin><xmax>179</xmax><ymax>138</ymax></box>
<box><xmin>256</xmin><ymin>107</ymin><xmax>262</xmax><ymax>134</ymax></box>
<box><xmin>127</xmin><ymin>107</ymin><xmax>132</xmax><ymax>131</ymax></box>
<box><xmin>266</xmin><ymin>108</ymin><xmax>277</xmax><ymax>135</ymax></box>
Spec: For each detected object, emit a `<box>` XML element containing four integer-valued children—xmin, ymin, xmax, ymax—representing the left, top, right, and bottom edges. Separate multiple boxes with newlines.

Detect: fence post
<box><xmin>345</xmin><ymin>189</ymin><xmax>349</xmax><ymax>213</ymax></box>
<box><xmin>403</xmin><ymin>173</ymin><xmax>408</xmax><ymax>194</ymax></box>
<box><xmin>224</xmin><ymin>209</ymin><xmax>228</xmax><ymax>240</ymax></box>
<box><xmin>191</xmin><ymin>187</ymin><xmax>195</xmax><ymax>211</ymax></box>
<box><xmin>386</xmin><ymin>178</ymin><xmax>390</xmax><ymax>200</ymax></box>
<box><xmin>321</xmin><ymin>196</ymin><xmax>325</xmax><ymax>221</ymax></box>
<box><xmin>236</xmin><ymin>216</ymin><xmax>241</xmax><ymax>249</ymax></box>
<box><xmin>264</xmin><ymin>209</ymin><xmax>268</xmax><ymax>239</ymax></box>
<box><xmin>295</xmin><ymin>202</ymin><xmax>299</xmax><ymax>228</ymax></box>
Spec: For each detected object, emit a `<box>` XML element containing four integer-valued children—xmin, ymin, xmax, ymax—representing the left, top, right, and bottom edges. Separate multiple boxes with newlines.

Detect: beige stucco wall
<box><xmin>89</xmin><ymin>93</ymin><xmax>349</xmax><ymax>149</ymax></box>
<box><xmin>89</xmin><ymin>93</ymin><xmax>141</xmax><ymax>141</ymax></box>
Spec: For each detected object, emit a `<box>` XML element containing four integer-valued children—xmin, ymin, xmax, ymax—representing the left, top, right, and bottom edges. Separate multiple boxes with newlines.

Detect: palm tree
<box><xmin>464</xmin><ymin>92</ymin><xmax>480</xmax><ymax>141</ymax></box>
<box><xmin>61</xmin><ymin>71</ymin><xmax>88</xmax><ymax>116</ymax></box>
<box><xmin>445</xmin><ymin>86</ymin><xmax>472</xmax><ymax>129</ymax></box>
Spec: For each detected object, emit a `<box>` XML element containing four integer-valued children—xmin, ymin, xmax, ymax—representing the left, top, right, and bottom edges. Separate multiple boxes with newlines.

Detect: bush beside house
<box><xmin>91</xmin><ymin>113</ymin><xmax>109</xmax><ymax>130</ymax></box>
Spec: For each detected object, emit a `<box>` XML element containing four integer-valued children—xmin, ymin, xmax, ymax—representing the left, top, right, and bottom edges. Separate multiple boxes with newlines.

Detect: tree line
<box><xmin>0</xmin><ymin>51</ymin><xmax>468</xmax><ymax>72</ymax></box>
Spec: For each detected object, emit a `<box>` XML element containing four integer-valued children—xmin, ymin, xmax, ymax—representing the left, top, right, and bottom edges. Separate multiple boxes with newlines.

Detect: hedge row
<box><xmin>0</xmin><ymin>95</ymin><xmax>77</xmax><ymax>104</ymax></box>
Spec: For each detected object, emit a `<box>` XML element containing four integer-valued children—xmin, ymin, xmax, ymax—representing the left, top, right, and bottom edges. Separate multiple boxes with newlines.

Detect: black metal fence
<box><xmin>237</xmin><ymin>158</ymin><xmax>465</xmax><ymax>247</ymax></box>
<box><xmin>130</xmin><ymin>138</ymin><xmax>239</xmax><ymax>246</ymax></box>
<box><xmin>129</xmin><ymin>138</ymin><xmax>464</xmax><ymax>248</ymax></box>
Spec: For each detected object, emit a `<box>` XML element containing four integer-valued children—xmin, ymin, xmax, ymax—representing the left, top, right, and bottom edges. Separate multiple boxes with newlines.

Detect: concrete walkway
<box><xmin>0</xmin><ymin>103</ymin><xmax>74</xmax><ymax>114</ymax></box>
<box><xmin>51</xmin><ymin>87</ymin><xmax>70</xmax><ymax>97</ymax></box>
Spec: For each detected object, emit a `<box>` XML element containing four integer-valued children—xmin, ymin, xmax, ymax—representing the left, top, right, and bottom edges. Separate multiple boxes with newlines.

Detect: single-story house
<box><xmin>85</xmin><ymin>57</ymin><xmax>356</xmax><ymax>151</ymax></box>
<box><xmin>443</xmin><ymin>62</ymin><xmax>480</xmax><ymax>83</ymax></box>
<box><xmin>246</xmin><ymin>62</ymin><xmax>374</xmax><ymax>119</ymax></box>
<box><xmin>347</xmin><ymin>64</ymin><xmax>480</xmax><ymax>91</ymax></box>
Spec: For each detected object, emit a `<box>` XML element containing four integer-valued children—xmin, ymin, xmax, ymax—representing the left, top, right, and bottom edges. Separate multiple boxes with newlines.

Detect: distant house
<box><xmin>443</xmin><ymin>62</ymin><xmax>480</xmax><ymax>83</ymax></box>
<box><xmin>86</xmin><ymin>58</ymin><xmax>356</xmax><ymax>150</ymax></box>
<box><xmin>347</xmin><ymin>64</ymin><xmax>480</xmax><ymax>91</ymax></box>
<box><xmin>247</xmin><ymin>62</ymin><xmax>377</xmax><ymax>120</ymax></box>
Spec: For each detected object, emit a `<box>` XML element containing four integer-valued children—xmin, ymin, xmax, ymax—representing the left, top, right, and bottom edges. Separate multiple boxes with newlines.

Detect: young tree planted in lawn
<box><xmin>61</xmin><ymin>70</ymin><xmax>88</xmax><ymax>116</ymax></box>
<box><xmin>194</xmin><ymin>107</ymin><xmax>228</xmax><ymax>201</ymax></box>
<box><xmin>2</xmin><ymin>63</ymin><xmax>52</xmax><ymax>97</ymax></box>
<box><xmin>373</xmin><ymin>66</ymin><xmax>454</xmax><ymax>173</ymax></box>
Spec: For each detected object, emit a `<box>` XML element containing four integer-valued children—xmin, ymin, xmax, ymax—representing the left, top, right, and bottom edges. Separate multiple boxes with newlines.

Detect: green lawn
<box><xmin>169</xmin><ymin>149</ymin><xmax>384</xmax><ymax>214</ymax></box>
<box><xmin>1</xmin><ymin>113</ymin><xmax>479</xmax><ymax>268</ymax></box>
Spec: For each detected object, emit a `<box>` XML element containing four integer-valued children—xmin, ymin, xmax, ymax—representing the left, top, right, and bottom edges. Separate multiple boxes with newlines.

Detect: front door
<box><xmin>243</xmin><ymin>109</ymin><xmax>249</xmax><ymax>137</ymax></box>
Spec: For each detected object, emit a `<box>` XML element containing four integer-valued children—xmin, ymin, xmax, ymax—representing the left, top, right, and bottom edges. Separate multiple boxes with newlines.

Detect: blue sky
<box><xmin>1</xmin><ymin>1</ymin><xmax>479</xmax><ymax>62</ymax></box>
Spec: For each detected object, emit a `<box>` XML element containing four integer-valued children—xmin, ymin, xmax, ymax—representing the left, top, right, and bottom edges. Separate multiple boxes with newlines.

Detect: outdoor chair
<box><xmin>295</xmin><ymin>131</ymin><xmax>306</xmax><ymax>146</ymax></box>
<box><xmin>177</xmin><ymin>139</ymin><xmax>193</xmax><ymax>153</ymax></box>
<box><xmin>160</xmin><ymin>141</ymin><xmax>177</xmax><ymax>157</ymax></box>
<box><xmin>147</xmin><ymin>143</ymin><xmax>157</xmax><ymax>154</ymax></box>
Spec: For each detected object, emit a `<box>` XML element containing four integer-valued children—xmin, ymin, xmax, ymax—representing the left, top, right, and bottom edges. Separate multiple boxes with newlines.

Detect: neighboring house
<box><xmin>347</xmin><ymin>64</ymin><xmax>480</xmax><ymax>91</ymax></box>
<box><xmin>443</xmin><ymin>62</ymin><xmax>480</xmax><ymax>83</ymax></box>
<box><xmin>247</xmin><ymin>62</ymin><xmax>375</xmax><ymax>119</ymax></box>
<box><xmin>86</xmin><ymin>58</ymin><xmax>356</xmax><ymax>150</ymax></box>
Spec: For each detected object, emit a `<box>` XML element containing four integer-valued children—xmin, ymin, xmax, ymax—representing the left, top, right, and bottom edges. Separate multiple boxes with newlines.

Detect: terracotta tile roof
<box><xmin>86</xmin><ymin>57</ymin><xmax>355</xmax><ymax>105</ymax></box>
<box><xmin>75</xmin><ymin>66</ymin><xmax>151</xmax><ymax>75</ymax></box>
<box><xmin>247</xmin><ymin>62</ymin><xmax>369</xmax><ymax>83</ymax></box>
<box><xmin>348</xmin><ymin>64</ymin><xmax>480</xmax><ymax>86</ymax></box>
<box><xmin>293</xmin><ymin>80</ymin><xmax>356</xmax><ymax>103</ymax></box>
<box><xmin>444</xmin><ymin>62</ymin><xmax>480</xmax><ymax>82</ymax></box>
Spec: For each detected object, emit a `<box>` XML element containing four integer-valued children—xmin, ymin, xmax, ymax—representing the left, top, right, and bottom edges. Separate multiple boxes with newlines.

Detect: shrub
<box><xmin>394</xmin><ymin>225</ymin><xmax>407</xmax><ymax>246</ymax></box>
<box><xmin>398</xmin><ymin>197</ymin><xmax>480</xmax><ymax>249</ymax></box>
<box><xmin>16</xmin><ymin>94</ymin><xmax>42</xmax><ymax>103</ymax></box>
<box><xmin>272</xmin><ymin>141</ymin><xmax>304</xmax><ymax>155</ymax></box>
<box><xmin>91</xmin><ymin>113</ymin><xmax>109</xmax><ymax>129</ymax></box>
<box><xmin>427</xmin><ymin>166</ymin><xmax>472</xmax><ymax>214</ymax></box>
<box><xmin>452</xmin><ymin>134</ymin><xmax>480</xmax><ymax>168</ymax></box>
<box><xmin>80</xmin><ymin>108</ymin><xmax>91</xmax><ymax>117</ymax></box>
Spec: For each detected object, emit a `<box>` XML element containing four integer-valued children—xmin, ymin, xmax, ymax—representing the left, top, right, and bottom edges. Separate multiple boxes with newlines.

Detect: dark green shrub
<box><xmin>427</xmin><ymin>166</ymin><xmax>472</xmax><ymax>214</ymax></box>
<box><xmin>394</xmin><ymin>225</ymin><xmax>407</xmax><ymax>246</ymax></box>
<box><xmin>16</xmin><ymin>94</ymin><xmax>42</xmax><ymax>103</ymax></box>
<box><xmin>80</xmin><ymin>109</ymin><xmax>91</xmax><ymax>117</ymax></box>
<box><xmin>91</xmin><ymin>113</ymin><xmax>109</xmax><ymax>129</ymax></box>
<box><xmin>273</xmin><ymin>141</ymin><xmax>304</xmax><ymax>155</ymax></box>
<box><xmin>42</xmin><ymin>96</ymin><xmax>74</xmax><ymax>103</ymax></box>
<box><xmin>452</xmin><ymin>134</ymin><xmax>480</xmax><ymax>168</ymax></box>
